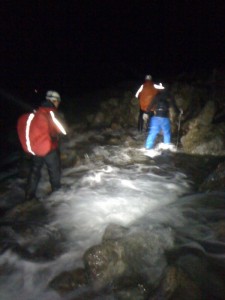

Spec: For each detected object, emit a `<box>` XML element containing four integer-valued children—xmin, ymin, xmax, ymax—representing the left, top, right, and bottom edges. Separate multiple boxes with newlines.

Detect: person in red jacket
<box><xmin>135</xmin><ymin>75</ymin><xmax>159</xmax><ymax>132</ymax></box>
<box><xmin>24</xmin><ymin>90</ymin><xmax>66</xmax><ymax>201</ymax></box>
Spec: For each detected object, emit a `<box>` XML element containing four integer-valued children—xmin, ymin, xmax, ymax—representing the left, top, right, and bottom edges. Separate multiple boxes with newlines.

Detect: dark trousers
<box><xmin>25</xmin><ymin>149</ymin><xmax>61</xmax><ymax>200</ymax></box>
<box><xmin>138</xmin><ymin>110</ymin><xmax>154</xmax><ymax>132</ymax></box>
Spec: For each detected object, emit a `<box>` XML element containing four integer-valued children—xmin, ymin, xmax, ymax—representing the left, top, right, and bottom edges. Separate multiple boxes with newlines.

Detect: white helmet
<box><xmin>145</xmin><ymin>74</ymin><xmax>152</xmax><ymax>80</ymax></box>
<box><xmin>46</xmin><ymin>90</ymin><xmax>61</xmax><ymax>102</ymax></box>
<box><xmin>153</xmin><ymin>83</ymin><xmax>165</xmax><ymax>90</ymax></box>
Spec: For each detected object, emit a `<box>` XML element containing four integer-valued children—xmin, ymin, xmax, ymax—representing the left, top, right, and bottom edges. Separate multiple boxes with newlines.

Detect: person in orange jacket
<box><xmin>20</xmin><ymin>90</ymin><xmax>67</xmax><ymax>201</ymax></box>
<box><xmin>135</xmin><ymin>75</ymin><xmax>159</xmax><ymax>132</ymax></box>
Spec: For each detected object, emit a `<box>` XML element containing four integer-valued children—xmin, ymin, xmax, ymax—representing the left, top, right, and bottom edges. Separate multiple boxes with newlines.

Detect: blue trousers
<box><xmin>145</xmin><ymin>116</ymin><xmax>171</xmax><ymax>149</ymax></box>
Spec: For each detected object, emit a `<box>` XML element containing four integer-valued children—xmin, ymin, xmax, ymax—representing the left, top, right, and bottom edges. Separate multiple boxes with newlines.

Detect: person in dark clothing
<box><xmin>24</xmin><ymin>90</ymin><xmax>67</xmax><ymax>200</ymax></box>
<box><xmin>145</xmin><ymin>83</ymin><xmax>181</xmax><ymax>149</ymax></box>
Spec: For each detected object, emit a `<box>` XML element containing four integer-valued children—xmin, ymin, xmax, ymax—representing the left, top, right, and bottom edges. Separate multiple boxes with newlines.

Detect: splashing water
<box><xmin>0</xmin><ymin>129</ymin><xmax>224</xmax><ymax>299</ymax></box>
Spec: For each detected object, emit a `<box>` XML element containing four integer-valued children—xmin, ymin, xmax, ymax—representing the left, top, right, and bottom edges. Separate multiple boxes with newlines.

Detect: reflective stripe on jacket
<box><xmin>17</xmin><ymin>107</ymin><xmax>66</xmax><ymax>157</ymax></box>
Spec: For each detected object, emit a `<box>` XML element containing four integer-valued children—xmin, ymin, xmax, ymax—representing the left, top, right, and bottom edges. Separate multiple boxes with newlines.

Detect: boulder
<box><xmin>181</xmin><ymin>101</ymin><xmax>225</xmax><ymax>155</ymax></box>
<box><xmin>83</xmin><ymin>223</ymin><xmax>175</xmax><ymax>291</ymax></box>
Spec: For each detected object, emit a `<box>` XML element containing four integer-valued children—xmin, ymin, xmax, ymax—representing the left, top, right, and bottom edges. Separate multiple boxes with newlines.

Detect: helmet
<box><xmin>145</xmin><ymin>74</ymin><xmax>152</xmax><ymax>81</ymax></box>
<box><xmin>46</xmin><ymin>90</ymin><xmax>61</xmax><ymax>102</ymax></box>
<box><xmin>153</xmin><ymin>83</ymin><xmax>165</xmax><ymax>90</ymax></box>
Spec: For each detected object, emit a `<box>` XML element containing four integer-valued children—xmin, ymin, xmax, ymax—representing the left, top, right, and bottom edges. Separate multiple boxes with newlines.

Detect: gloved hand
<box><xmin>179</xmin><ymin>109</ymin><xmax>183</xmax><ymax>115</ymax></box>
<box><xmin>143</xmin><ymin>113</ymin><xmax>149</xmax><ymax>121</ymax></box>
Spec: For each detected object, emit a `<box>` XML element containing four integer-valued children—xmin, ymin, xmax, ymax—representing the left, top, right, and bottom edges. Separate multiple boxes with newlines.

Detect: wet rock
<box><xmin>175</xmin><ymin>251</ymin><xmax>225</xmax><ymax>300</ymax></box>
<box><xmin>123</xmin><ymin>135</ymin><xmax>137</xmax><ymax>147</ymax></box>
<box><xmin>195</xmin><ymin>100</ymin><xmax>215</xmax><ymax>126</ymax></box>
<box><xmin>102</xmin><ymin>223</ymin><xmax>129</xmax><ymax>241</ymax></box>
<box><xmin>114</xmin><ymin>284</ymin><xmax>148</xmax><ymax>300</ymax></box>
<box><xmin>107</xmin><ymin>137</ymin><xmax>121</xmax><ymax>145</ymax></box>
<box><xmin>0</xmin><ymin>200</ymin><xmax>67</xmax><ymax>261</ymax></box>
<box><xmin>122</xmin><ymin>227</ymin><xmax>174</xmax><ymax>287</ymax></box>
<box><xmin>83</xmin><ymin>240</ymin><xmax>126</xmax><ymax>290</ymax></box>
<box><xmin>0</xmin><ymin>225</ymin><xmax>18</xmax><ymax>254</ymax></box>
<box><xmin>199</xmin><ymin>161</ymin><xmax>225</xmax><ymax>192</ymax></box>
<box><xmin>180</xmin><ymin>101</ymin><xmax>225</xmax><ymax>155</ymax></box>
<box><xmin>111</xmin><ymin>122</ymin><xmax>123</xmax><ymax>130</ymax></box>
<box><xmin>83</xmin><ymin>224</ymin><xmax>174</xmax><ymax>292</ymax></box>
<box><xmin>61</xmin><ymin>150</ymin><xmax>77</xmax><ymax>168</ymax></box>
<box><xmin>4</xmin><ymin>199</ymin><xmax>47</xmax><ymax>223</ymax></box>
<box><xmin>49</xmin><ymin>268</ymin><xmax>87</xmax><ymax>294</ymax></box>
<box><xmin>93</xmin><ymin>111</ymin><xmax>109</xmax><ymax>127</ymax></box>
<box><xmin>175</xmin><ymin>254</ymin><xmax>207</xmax><ymax>288</ymax></box>
<box><xmin>151</xmin><ymin>265</ymin><xmax>202</xmax><ymax>300</ymax></box>
<box><xmin>211</xmin><ymin>220</ymin><xmax>225</xmax><ymax>242</ymax></box>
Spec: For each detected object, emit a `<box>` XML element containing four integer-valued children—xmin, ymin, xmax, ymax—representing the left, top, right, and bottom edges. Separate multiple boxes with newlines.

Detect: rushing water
<box><xmin>0</xmin><ymin>129</ymin><xmax>225</xmax><ymax>300</ymax></box>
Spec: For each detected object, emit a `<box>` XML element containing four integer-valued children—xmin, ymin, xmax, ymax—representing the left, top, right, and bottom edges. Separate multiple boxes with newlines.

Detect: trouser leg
<box><xmin>44</xmin><ymin>149</ymin><xmax>61</xmax><ymax>192</ymax></box>
<box><xmin>138</xmin><ymin>110</ymin><xmax>144</xmax><ymax>132</ymax></box>
<box><xmin>25</xmin><ymin>156</ymin><xmax>44</xmax><ymax>200</ymax></box>
<box><xmin>161</xmin><ymin>118</ymin><xmax>171</xmax><ymax>144</ymax></box>
<box><xmin>145</xmin><ymin>117</ymin><xmax>160</xmax><ymax>149</ymax></box>
<box><xmin>146</xmin><ymin>111</ymin><xmax>154</xmax><ymax>132</ymax></box>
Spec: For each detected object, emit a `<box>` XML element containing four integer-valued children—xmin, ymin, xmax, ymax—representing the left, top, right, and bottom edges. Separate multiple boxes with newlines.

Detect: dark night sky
<box><xmin>0</xmin><ymin>0</ymin><xmax>225</xmax><ymax>158</ymax></box>
<box><xmin>1</xmin><ymin>0</ymin><xmax>225</xmax><ymax>95</ymax></box>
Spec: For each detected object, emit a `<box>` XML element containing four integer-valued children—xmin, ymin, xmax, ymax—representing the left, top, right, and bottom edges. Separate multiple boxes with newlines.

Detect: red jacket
<box><xmin>136</xmin><ymin>81</ymin><xmax>159</xmax><ymax>112</ymax></box>
<box><xmin>17</xmin><ymin>106</ymin><xmax>66</xmax><ymax>157</ymax></box>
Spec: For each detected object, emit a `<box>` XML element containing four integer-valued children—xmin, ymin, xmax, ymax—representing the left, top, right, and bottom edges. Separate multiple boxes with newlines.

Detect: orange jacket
<box><xmin>136</xmin><ymin>81</ymin><xmax>159</xmax><ymax>112</ymax></box>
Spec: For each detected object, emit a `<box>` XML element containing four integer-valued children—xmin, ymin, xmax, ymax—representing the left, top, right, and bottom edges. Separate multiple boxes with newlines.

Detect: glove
<box><xmin>143</xmin><ymin>113</ymin><xmax>149</xmax><ymax>121</ymax></box>
<box><xmin>179</xmin><ymin>109</ymin><xmax>183</xmax><ymax>115</ymax></box>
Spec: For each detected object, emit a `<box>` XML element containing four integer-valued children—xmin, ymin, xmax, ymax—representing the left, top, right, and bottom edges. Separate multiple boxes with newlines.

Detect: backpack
<box><xmin>153</xmin><ymin>91</ymin><xmax>170</xmax><ymax>114</ymax></box>
<box><xmin>155</xmin><ymin>98</ymin><xmax>169</xmax><ymax>112</ymax></box>
<box><xmin>17</xmin><ymin>110</ymin><xmax>53</xmax><ymax>157</ymax></box>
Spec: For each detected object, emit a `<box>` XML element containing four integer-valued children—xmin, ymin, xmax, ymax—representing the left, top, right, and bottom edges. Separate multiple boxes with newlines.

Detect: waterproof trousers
<box><xmin>145</xmin><ymin>116</ymin><xmax>171</xmax><ymax>149</ymax></box>
<box><xmin>25</xmin><ymin>149</ymin><xmax>61</xmax><ymax>200</ymax></box>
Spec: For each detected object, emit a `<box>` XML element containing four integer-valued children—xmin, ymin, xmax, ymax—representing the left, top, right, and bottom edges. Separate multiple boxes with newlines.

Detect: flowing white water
<box><xmin>0</xmin><ymin>129</ymin><xmax>223</xmax><ymax>299</ymax></box>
